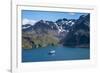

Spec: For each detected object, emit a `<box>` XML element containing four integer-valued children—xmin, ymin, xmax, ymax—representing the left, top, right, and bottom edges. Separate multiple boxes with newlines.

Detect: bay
<box><xmin>22</xmin><ymin>46</ymin><xmax>90</xmax><ymax>62</ymax></box>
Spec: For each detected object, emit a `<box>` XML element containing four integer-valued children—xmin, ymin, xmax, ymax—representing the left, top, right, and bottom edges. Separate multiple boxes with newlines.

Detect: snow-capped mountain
<box><xmin>22</xmin><ymin>14</ymin><xmax>90</xmax><ymax>48</ymax></box>
<box><xmin>22</xmin><ymin>18</ymin><xmax>76</xmax><ymax>33</ymax></box>
<box><xmin>22</xmin><ymin>14</ymin><xmax>90</xmax><ymax>35</ymax></box>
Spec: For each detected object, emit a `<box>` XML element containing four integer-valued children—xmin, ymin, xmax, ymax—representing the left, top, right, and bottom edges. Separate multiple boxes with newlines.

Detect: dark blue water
<box><xmin>22</xmin><ymin>46</ymin><xmax>90</xmax><ymax>62</ymax></box>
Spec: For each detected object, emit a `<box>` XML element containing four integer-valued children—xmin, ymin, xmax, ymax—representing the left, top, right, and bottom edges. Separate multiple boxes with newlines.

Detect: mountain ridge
<box><xmin>22</xmin><ymin>14</ymin><xmax>90</xmax><ymax>49</ymax></box>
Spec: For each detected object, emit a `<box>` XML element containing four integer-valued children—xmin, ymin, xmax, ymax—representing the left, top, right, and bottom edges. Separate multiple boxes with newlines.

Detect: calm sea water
<box><xmin>22</xmin><ymin>46</ymin><xmax>90</xmax><ymax>62</ymax></box>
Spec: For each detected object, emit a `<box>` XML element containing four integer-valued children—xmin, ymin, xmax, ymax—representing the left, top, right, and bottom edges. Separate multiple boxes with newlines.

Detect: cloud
<box><xmin>22</xmin><ymin>18</ymin><xmax>37</xmax><ymax>25</ymax></box>
<box><xmin>22</xmin><ymin>18</ymin><xmax>29</xmax><ymax>25</ymax></box>
<box><xmin>68</xmin><ymin>12</ymin><xmax>76</xmax><ymax>15</ymax></box>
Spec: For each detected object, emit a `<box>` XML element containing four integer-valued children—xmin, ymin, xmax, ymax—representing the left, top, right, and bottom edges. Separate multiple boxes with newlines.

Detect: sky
<box><xmin>22</xmin><ymin>10</ymin><xmax>89</xmax><ymax>25</ymax></box>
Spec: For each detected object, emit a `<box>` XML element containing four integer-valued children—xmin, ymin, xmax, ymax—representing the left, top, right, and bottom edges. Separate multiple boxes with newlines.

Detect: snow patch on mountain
<box><xmin>22</xmin><ymin>26</ymin><xmax>31</xmax><ymax>29</ymax></box>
